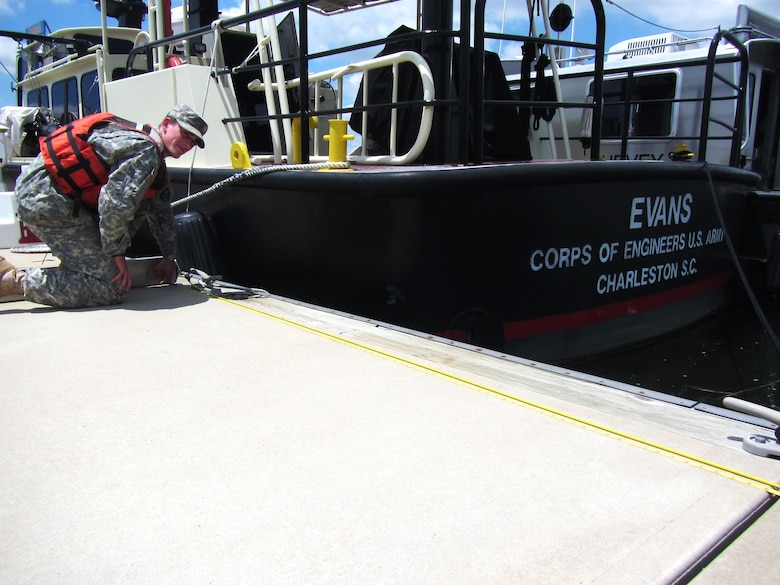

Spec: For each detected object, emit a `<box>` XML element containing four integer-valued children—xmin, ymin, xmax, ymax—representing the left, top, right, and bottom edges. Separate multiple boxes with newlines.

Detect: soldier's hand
<box><xmin>154</xmin><ymin>258</ymin><xmax>178</xmax><ymax>284</ymax></box>
<box><xmin>111</xmin><ymin>255</ymin><xmax>132</xmax><ymax>292</ymax></box>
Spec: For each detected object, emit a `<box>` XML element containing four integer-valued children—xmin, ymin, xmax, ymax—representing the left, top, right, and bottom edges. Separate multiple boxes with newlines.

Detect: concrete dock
<box><xmin>2</xmin><ymin>249</ymin><xmax>779</xmax><ymax>584</ymax></box>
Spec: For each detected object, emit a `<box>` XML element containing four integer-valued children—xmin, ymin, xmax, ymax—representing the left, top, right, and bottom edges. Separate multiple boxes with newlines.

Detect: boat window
<box><xmin>16</xmin><ymin>52</ymin><xmax>30</xmax><ymax>107</ymax></box>
<box><xmin>600</xmin><ymin>73</ymin><xmax>677</xmax><ymax>138</ymax></box>
<box><xmin>81</xmin><ymin>70</ymin><xmax>101</xmax><ymax>116</ymax></box>
<box><xmin>25</xmin><ymin>87</ymin><xmax>49</xmax><ymax>109</ymax></box>
<box><xmin>51</xmin><ymin>77</ymin><xmax>79</xmax><ymax>125</ymax></box>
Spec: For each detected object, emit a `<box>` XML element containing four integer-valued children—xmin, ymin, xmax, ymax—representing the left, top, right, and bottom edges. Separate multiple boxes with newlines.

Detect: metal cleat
<box><xmin>723</xmin><ymin>397</ymin><xmax>780</xmax><ymax>458</ymax></box>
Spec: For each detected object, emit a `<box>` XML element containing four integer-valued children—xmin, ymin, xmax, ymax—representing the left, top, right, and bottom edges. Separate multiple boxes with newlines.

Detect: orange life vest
<box><xmin>39</xmin><ymin>113</ymin><xmax>167</xmax><ymax>215</ymax></box>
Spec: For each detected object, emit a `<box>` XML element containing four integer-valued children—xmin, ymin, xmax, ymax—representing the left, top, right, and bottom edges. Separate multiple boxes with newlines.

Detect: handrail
<box><xmin>112</xmin><ymin>0</ymin><xmax>611</xmax><ymax>166</ymax></box>
<box><xmin>473</xmin><ymin>0</ymin><xmax>605</xmax><ymax>163</ymax></box>
<box><xmin>698</xmin><ymin>30</ymin><xmax>749</xmax><ymax>164</ymax></box>
<box><xmin>120</xmin><ymin>1</ymin><xmax>436</xmax><ymax>165</ymax></box>
<box><xmin>249</xmin><ymin>0</ymin><xmax>294</xmax><ymax>163</ymax></box>
<box><xmin>15</xmin><ymin>47</ymin><xmax>97</xmax><ymax>82</ymax></box>
<box><xmin>247</xmin><ymin>50</ymin><xmax>435</xmax><ymax>165</ymax></box>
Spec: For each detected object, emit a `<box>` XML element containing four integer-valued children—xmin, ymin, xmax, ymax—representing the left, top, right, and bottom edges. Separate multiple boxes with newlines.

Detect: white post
<box><xmin>99</xmin><ymin>0</ymin><xmax>110</xmax><ymax>111</ymax></box>
<box><xmin>262</xmin><ymin>0</ymin><xmax>295</xmax><ymax>162</ymax></box>
<box><xmin>250</xmin><ymin>0</ymin><xmax>284</xmax><ymax>163</ymax></box>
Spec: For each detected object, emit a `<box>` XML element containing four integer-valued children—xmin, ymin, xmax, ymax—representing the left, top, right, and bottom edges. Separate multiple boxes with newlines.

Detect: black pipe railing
<box><xmin>123</xmin><ymin>0</ymin><xmax>607</xmax><ymax>165</ymax></box>
<box><xmin>473</xmin><ymin>0</ymin><xmax>605</xmax><ymax>163</ymax></box>
<box><xmin>699</xmin><ymin>29</ymin><xmax>749</xmax><ymax>165</ymax></box>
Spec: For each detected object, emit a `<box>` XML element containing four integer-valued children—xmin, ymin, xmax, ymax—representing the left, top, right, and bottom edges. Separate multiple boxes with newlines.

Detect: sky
<box><xmin>0</xmin><ymin>0</ymin><xmax>776</xmax><ymax>109</ymax></box>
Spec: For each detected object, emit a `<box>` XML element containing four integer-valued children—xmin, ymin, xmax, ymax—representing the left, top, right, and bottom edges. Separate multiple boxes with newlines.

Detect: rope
<box><xmin>171</xmin><ymin>161</ymin><xmax>351</xmax><ymax>209</ymax></box>
<box><xmin>702</xmin><ymin>162</ymin><xmax>780</xmax><ymax>358</ymax></box>
<box><xmin>183</xmin><ymin>24</ymin><xmax>222</xmax><ymax>210</ymax></box>
<box><xmin>604</xmin><ymin>0</ymin><xmax>720</xmax><ymax>35</ymax></box>
<box><xmin>170</xmin><ymin>21</ymin><xmax>351</xmax><ymax>210</ymax></box>
<box><xmin>183</xmin><ymin>268</ymin><xmax>268</xmax><ymax>300</ymax></box>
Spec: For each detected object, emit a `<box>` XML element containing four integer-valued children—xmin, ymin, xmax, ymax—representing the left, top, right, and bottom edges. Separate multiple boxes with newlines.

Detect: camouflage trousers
<box><xmin>16</xmin><ymin>189</ymin><xmax>125</xmax><ymax>309</ymax></box>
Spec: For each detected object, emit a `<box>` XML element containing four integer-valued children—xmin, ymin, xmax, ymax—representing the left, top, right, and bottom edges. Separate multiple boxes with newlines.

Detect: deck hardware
<box><xmin>184</xmin><ymin>268</ymin><xmax>268</xmax><ymax>300</ymax></box>
<box><xmin>723</xmin><ymin>397</ymin><xmax>780</xmax><ymax>458</ymax></box>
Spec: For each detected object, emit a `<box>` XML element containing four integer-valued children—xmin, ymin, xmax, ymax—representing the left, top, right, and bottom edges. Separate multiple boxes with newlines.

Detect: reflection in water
<box><xmin>572</xmin><ymin>269</ymin><xmax>780</xmax><ymax>410</ymax></box>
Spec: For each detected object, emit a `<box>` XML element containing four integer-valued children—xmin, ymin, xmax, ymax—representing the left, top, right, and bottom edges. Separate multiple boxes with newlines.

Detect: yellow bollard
<box><xmin>292</xmin><ymin>117</ymin><xmax>319</xmax><ymax>164</ymax></box>
<box><xmin>323</xmin><ymin>119</ymin><xmax>354</xmax><ymax>163</ymax></box>
<box><xmin>230</xmin><ymin>141</ymin><xmax>252</xmax><ymax>169</ymax></box>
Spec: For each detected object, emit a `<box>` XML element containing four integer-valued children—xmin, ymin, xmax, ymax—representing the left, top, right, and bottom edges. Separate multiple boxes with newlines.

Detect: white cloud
<box><xmin>0</xmin><ymin>0</ymin><xmax>20</xmax><ymax>15</ymax></box>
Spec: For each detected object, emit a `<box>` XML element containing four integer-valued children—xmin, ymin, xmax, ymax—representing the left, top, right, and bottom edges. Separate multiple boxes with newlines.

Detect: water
<box><xmin>570</xmin><ymin>264</ymin><xmax>780</xmax><ymax>411</ymax></box>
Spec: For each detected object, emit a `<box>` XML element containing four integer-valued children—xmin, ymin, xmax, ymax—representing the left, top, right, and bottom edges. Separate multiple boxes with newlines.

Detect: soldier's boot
<box><xmin>0</xmin><ymin>256</ymin><xmax>25</xmax><ymax>300</ymax></box>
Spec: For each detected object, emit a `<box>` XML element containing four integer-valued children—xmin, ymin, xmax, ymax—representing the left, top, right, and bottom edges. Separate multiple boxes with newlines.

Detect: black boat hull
<box><xmin>162</xmin><ymin>160</ymin><xmax>757</xmax><ymax>362</ymax></box>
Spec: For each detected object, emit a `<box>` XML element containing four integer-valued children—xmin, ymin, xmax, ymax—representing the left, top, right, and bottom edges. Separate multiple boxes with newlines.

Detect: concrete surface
<box><xmin>2</xmin><ymin>249</ymin><xmax>779</xmax><ymax>584</ymax></box>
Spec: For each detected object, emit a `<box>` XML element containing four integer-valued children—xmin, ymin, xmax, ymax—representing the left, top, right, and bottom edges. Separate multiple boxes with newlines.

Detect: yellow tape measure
<box><xmin>220</xmin><ymin>295</ymin><xmax>780</xmax><ymax>497</ymax></box>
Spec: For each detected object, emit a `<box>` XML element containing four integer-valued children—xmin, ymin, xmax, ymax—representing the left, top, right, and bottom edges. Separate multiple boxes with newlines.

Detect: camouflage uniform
<box><xmin>15</xmin><ymin>121</ymin><xmax>176</xmax><ymax>308</ymax></box>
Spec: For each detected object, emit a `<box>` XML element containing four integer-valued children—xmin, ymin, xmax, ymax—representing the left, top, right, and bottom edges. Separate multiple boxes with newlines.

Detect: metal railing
<box><xmin>120</xmin><ymin>0</ymin><xmax>608</xmax><ymax>165</ymax></box>
<box><xmin>246</xmin><ymin>50</ymin><xmax>434</xmax><ymax>164</ymax></box>
<box><xmin>473</xmin><ymin>0</ymin><xmax>606</xmax><ymax>162</ymax></box>
<box><xmin>699</xmin><ymin>30</ymin><xmax>750</xmax><ymax>165</ymax></box>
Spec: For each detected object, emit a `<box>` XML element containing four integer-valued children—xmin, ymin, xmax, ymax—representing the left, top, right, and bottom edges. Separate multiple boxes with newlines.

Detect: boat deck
<box><xmin>2</xmin><ymin>248</ymin><xmax>779</xmax><ymax>584</ymax></box>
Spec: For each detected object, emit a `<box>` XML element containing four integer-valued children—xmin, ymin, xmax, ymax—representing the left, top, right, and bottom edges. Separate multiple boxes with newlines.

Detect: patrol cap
<box><xmin>167</xmin><ymin>104</ymin><xmax>208</xmax><ymax>148</ymax></box>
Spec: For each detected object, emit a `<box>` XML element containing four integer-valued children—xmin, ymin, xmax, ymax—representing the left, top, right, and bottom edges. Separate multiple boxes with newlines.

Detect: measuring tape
<box><xmin>219</xmin><ymin>295</ymin><xmax>780</xmax><ymax>497</ymax></box>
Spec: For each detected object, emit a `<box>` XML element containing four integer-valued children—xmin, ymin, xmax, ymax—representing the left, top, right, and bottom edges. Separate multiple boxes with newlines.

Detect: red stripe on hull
<box><xmin>502</xmin><ymin>272</ymin><xmax>732</xmax><ymax>340</ymax></box>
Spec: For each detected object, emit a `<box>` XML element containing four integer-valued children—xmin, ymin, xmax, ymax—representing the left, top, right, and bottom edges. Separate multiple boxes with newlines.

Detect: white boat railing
<box><xmin>147</xmin><ymin>0</ymin><xmax>170</xmax><ymax>70</ymax></box>
<box><xmin>525</xmin><ymin>0</ymin><xmax>572</xmax><ymax>160</ymax></box>
<box><xmin>246</xmin><ymin>49</ymin><xmax>435</xmax><ymax>165</ymax></box>
<box><xmin>17</xmin><ymin>49</ymin><xmax>91</xmax><ymax>81</ymax></box>
<box><xmin>245</xmin><ymin>0</ymin><xmax>296</xmax><ymax>163</ymax></box>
